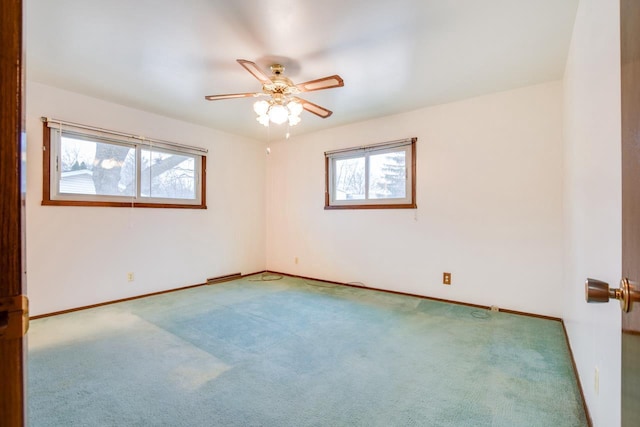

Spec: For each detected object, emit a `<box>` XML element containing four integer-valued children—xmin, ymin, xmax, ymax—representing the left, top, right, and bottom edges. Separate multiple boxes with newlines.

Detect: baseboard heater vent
<box><xmin>206</xmin><ymin>272</ymin><xmax>242</xmax><ymax>285</ymax></box>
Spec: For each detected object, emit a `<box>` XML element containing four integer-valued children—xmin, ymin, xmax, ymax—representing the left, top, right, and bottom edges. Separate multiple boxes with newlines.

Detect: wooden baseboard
<box><xmin>32</xmin><ymin>269</ymin><xmax>562</xmax><ymax>322</ymax></box>
<box><xmin>29</xmin><ymin>270</ymin><xmax>265</xmax><ymax>320</ymax></box>
<box><xmin>265</xmin><ymin>270</ymin><xmax>562</xmax><ymax>322</ymax></box>
<box><xmin>561</xmin><ymin>320</ymin><xmax>593</xmax><ymax>427</ymax></box>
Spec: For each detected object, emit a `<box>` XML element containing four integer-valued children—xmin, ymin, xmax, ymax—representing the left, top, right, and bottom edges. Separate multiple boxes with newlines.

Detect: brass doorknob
<box><xmin>585</xmin><ymin>278</ymin><xmax>640</xmax><ymax>312</ymax></box>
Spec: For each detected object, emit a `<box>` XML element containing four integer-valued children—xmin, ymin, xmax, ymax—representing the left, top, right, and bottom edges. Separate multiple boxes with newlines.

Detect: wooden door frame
<box><xmin>0</xmin><ymin>0</ymin><xmax>26</xmax><ymax>425</ymax></box>
<box><xmin>620</xmin><ymin>0</ymin><xmax>640</xmax><ymax>425</ymax></box>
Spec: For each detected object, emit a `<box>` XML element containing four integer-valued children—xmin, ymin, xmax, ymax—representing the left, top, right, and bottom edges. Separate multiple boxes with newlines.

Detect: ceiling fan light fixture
<box><xmin>256</xmin><ymin>100</ymin><xmax>303</xmax><ymax>127</ymax></box>
<box><xmin>206</xmin><ymin>60</ymin><xmax>343</xmax><ymax>128</ymax></box>
<box><xmin>268</xmin><ymin>104</ymin><xmax>289</xmax><ymax>125</ymax></box>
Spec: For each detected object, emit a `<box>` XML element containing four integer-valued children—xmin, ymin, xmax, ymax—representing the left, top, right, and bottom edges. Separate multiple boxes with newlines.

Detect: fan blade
<box><xmin>292</xmin><ymin>97</ymin><xmax>333</xmax><ymax>118</ymax></box>
<box><xmin>205</xmin><ymin>92</ymin><xmax>262</xmax><ymax>101</ymax></box>
<box><xmin>237</xmin><ymin>59</ymin><xmax>272</xmax><ymax>85</ymax></box>
<box><xmin>296</xmin><ymin>75</ymin><xmax>344</xmax><ymax>92</ymax></box>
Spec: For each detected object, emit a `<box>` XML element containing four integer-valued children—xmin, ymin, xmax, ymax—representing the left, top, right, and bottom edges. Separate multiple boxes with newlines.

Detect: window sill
<box><xmin>324</xmin><ymin>203</ymin><xmax>417</xmax><ymax>210</ymax></box>
<box><xmin>41</xmin><ymin>200</ymin><xmax>207</xmax><ymax>209</ymax></box>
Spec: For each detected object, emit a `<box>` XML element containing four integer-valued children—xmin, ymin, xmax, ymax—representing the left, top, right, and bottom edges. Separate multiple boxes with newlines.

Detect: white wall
<box><xmin>265</xmin><ymin>81</ymin><xmax>564</xmax><ymax>317</ymax></box>
<box><xmin>26</xmin><ymin>82</ymin><xmax>266</xmax><ymax>316</ymax></box>
<box><xmin>562</xmin><ymin>0</ymin><xmax>621</xmax><ymax>425</ymax></box>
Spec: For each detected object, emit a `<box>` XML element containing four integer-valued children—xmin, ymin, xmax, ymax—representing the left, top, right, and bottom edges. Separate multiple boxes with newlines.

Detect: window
<box><xmin>325</xmin><ymin>138</ymin><xmax>416</xmax><ymax>209</ymax></box>
<box><xmin>42</xmin><ymin>119</ymin><xmax>206</xmax><ymax>208</ymax></box>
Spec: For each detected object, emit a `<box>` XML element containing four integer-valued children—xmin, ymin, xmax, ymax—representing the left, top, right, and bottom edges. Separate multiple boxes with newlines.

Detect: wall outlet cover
<box><xmin>443</xmin><ymin>272</ymin><xmax>451</xmax><ymax>285</ymax></box>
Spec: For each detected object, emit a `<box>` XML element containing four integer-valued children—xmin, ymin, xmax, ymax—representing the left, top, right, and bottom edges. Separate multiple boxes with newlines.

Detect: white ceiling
<box><xmin>26</xmin><ymin>0</ymin><xmax>579</xmax><ymax>141</ymax></box>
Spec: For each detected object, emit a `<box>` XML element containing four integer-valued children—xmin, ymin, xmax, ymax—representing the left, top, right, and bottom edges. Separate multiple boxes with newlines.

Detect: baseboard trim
<box><xmin>266</xmin><ymin>270</ymin><xmax>562</xmax><ymax>322</ymax></box>
<box><xmin>561</xmin><ymin>320</ymin><xmax>593</xmax><ymax>427</ymax></box>
<box><xmin>31</xmin><ymin>269</ymin><xmax>561</xmax><ymax>322</ymax></box>
<box><xmin>29</xmin><ymin>270</ymin><xmax>265</xmax><ymax>320</ymax></box>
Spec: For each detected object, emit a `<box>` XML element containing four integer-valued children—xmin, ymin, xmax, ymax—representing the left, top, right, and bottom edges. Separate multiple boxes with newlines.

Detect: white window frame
<box><xmin>325</xmin><ymin>138</ymin><xmax>416</xmax><ymax>209</ymax></box>
<box><xmin>42</xmin><ymin>118</ymin><xmax>207</xmax><ymax>209</ymax></box>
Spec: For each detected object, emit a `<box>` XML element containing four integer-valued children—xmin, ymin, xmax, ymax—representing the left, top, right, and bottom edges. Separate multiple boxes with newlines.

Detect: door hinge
<box><xmin>0</xmin><ymin>295</ymin><xmax>29</xmax><ymax>339</ymax></box>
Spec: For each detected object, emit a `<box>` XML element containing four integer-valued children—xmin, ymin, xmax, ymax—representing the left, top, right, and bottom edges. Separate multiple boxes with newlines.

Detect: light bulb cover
<box><xmin>253</xmin><ymin>100</ymin><xmax>270</xmax><ymax>115</ymax></box>
<box><xmin>257</xmin><ymin>114</ymin><xmax>270</xmax><ymax>127</ymax></box>
<box><xmin>288</xmin><ymin>115</ymin><xmax>301</xmax><ymax>126</ymax></box>
<box><xmin>287</xmin><ymin>101</ymin><xmax>303</xmax><ymax>116</ymax></box>
<box><xmin>268</xmin><ymin>104</ymin><xmax>289</xmax><ymax>124</ymax></box>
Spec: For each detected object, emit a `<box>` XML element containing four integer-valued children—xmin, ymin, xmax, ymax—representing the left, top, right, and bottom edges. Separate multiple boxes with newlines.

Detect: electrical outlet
<box><xmin>490</xmin><ymin>305</ymin><xmax>500</xmax><ymax>312</ymax></box>
<box><xmin>594</xmin><ymin>367</ymin><xmax>599</xmax><ymax>395</ymax></box>
<box><xmin>443</xmin><ymin>272</ymin><xmax>451</xmax><ymax>285</ymax></box>
<box><xmin>127</xmin><ymin>272</ymin><xmax>134</xmax><ymax>282</ymax></box>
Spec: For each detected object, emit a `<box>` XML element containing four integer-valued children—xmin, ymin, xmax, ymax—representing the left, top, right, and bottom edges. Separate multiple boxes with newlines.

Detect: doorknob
<box><xmin>585</xmin><ymin>278</ymin><xmax>640</xmax><ymax>312</ymax></box>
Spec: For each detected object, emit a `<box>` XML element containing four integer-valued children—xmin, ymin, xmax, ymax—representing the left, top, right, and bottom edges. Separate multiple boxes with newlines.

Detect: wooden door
<box><xmin>0</xmin><ymin>0</ymin><xmax>26</xmax><ymax>426</ymax></box>
<box><xmin>621</xmin><ymin>0</ymin><xmax>640</xmax><ymax>425</ymax></box>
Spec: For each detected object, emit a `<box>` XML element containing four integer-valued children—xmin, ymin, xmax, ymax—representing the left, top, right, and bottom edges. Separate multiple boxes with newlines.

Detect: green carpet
<box><xmin>28</xmin><ymin>274</ymin><xmax>588</xmax><ymax>426</ymax></box>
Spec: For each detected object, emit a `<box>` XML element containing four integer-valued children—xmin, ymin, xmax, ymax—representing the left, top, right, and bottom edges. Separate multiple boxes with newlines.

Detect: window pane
<box><xmin>334</xmin><ymin>157</ymin><xmax>365</xmax><ymax>200</ymax></box>
<box><xmin>324</xmin><ymin>138</ymin><xmax>415</xmax><ymax>209</ymax></box>
<box><xmin>140</xmin><ymin>149</ymin><xmax>196</xmax><ymax>199</ymax></box>
<box><xmin>368</xmin><ymin>151</ymin><xmax>406</xmax><ymax>199</ymax></box>
<box><xmin>60</xmin><ymin>136</ymin><xmax>135</xmax><ymax>196</ymax></box>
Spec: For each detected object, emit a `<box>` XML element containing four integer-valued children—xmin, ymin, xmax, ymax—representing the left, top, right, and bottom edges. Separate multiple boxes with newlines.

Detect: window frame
<box><xmin>324</xmin><ymin>137</ymin><xmax>417</xmax><ymax>210</ymax></box>
<box><xmin>42</xmin><ymin>121</ymin><xmax>207</xmax><ymax>209</ymax></box>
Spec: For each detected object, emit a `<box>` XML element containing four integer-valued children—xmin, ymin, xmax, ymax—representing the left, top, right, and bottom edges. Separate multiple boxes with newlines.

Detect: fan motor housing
<box><xmin>263</xmin><ymin>65</ymin><xmax>298</xmax><ymax>95</ymax></box>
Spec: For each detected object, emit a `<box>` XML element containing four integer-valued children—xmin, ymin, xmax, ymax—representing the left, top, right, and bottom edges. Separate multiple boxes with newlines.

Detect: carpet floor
<box><xmin>28</xmin><ymin>274</ymin><xmax>588</xmax><ymax>426</ymax></box>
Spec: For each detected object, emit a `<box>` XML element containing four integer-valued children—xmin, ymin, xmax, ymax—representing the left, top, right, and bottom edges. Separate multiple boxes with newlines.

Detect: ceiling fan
<box><xmin>205</xmin><ymin>59</ymin><xmax>344</xmax><ymax>127</ymax></box>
